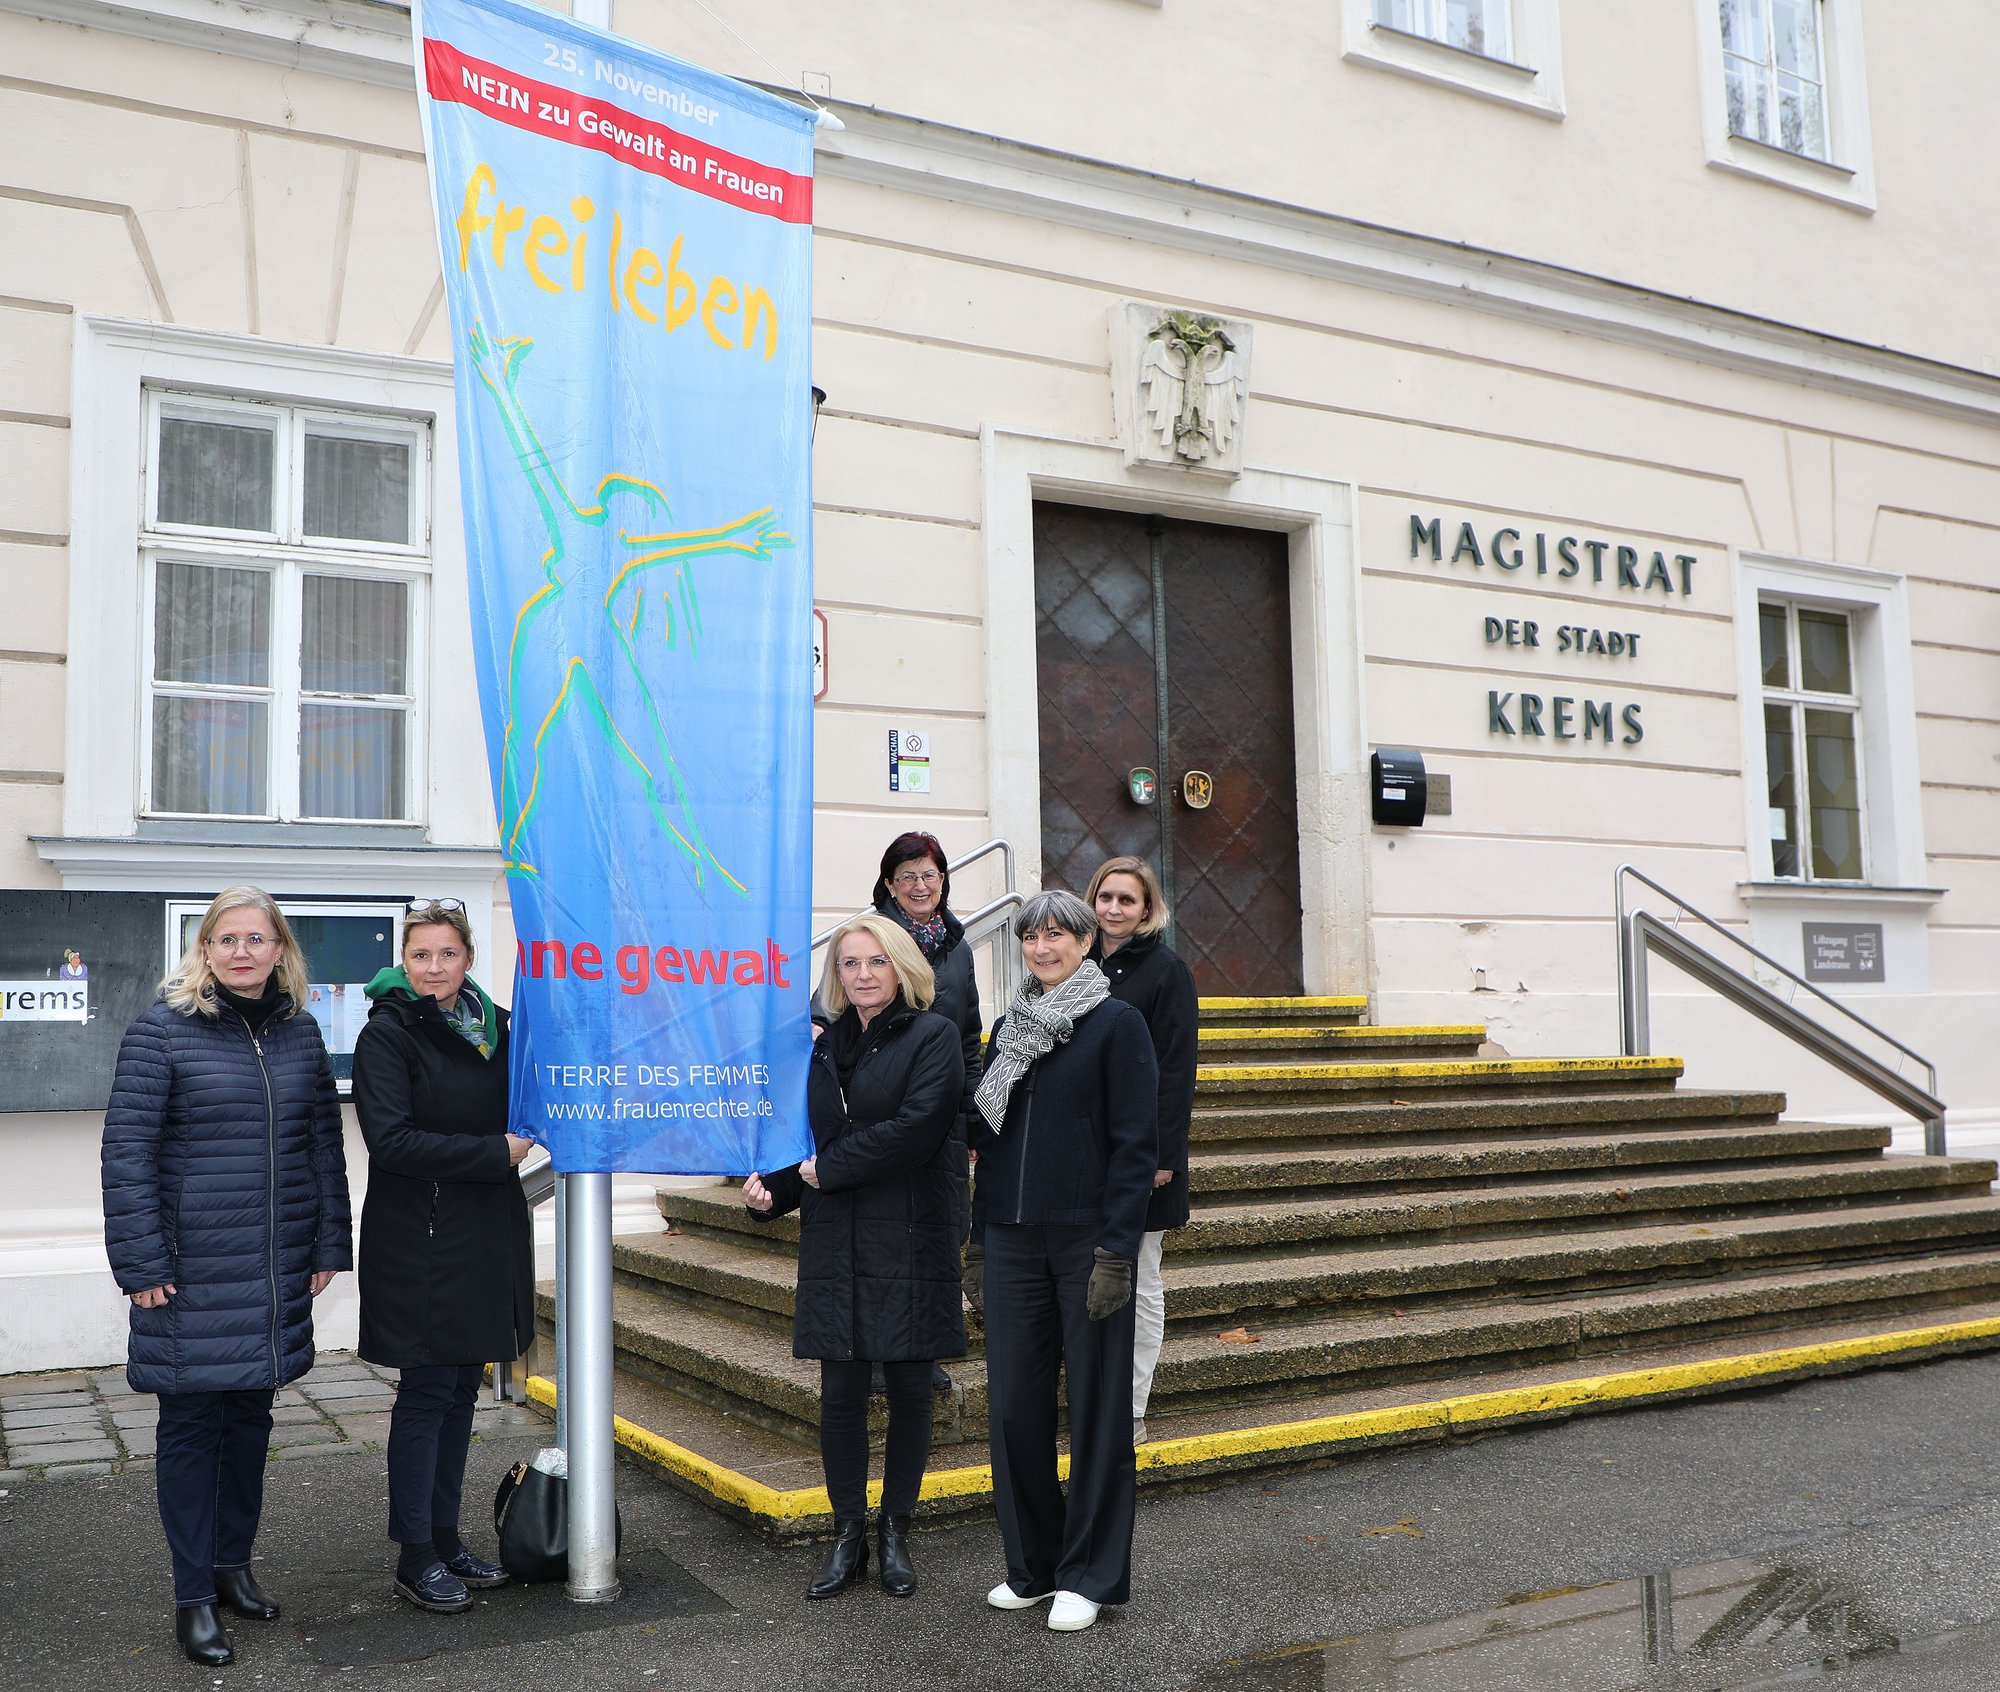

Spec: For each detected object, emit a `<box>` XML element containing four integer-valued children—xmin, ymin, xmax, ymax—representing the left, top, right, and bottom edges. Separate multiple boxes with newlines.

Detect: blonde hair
<box><xmin>818</xmin><ymin>914</ymin><xmax>936</xmax><ymax>1016</ymax></box>
<box><xmin>1084</xmin><ymin>856</ymin><xmax>1171</xmax><ymax>939</ymax></box>
<box><xmin>403</xmin><ymin>900</ymin><xmax>475</xmax><ymax>963</ymax></box>
<box><xmin>161</xmin><ymin>885</ymin><xmax>310</xmax><ymax>1018</ymax></box>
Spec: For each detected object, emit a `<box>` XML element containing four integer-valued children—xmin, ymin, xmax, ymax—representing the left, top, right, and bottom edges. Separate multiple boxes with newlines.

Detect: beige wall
<box><xmin>0</xmin><ymin>0</ymin><xmax>1995</xmax><ymax>1118</ymax></box>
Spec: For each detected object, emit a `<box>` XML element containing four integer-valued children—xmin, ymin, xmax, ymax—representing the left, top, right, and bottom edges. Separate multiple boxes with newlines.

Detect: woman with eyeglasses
<box><xmin>350</xmin><ymin>898</ymin><xmax>534</xmax><ymax>1614</ymax></box>
<box><xmin>102</xmin><ymin>885</ymin><xmax>354</xmax><ymax>1667</ymax></box>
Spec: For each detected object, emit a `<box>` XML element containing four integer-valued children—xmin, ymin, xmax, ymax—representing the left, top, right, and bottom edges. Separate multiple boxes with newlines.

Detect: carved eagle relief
<box><xmin>1139</xmin><ymin>311</ymin><xmax>1246</xmax><ymax>466</ymax></box>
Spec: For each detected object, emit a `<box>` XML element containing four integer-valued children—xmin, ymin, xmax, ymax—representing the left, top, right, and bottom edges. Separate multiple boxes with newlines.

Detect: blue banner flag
<box><xmin>414</xmin><ymin>0</ymin><xmax>815</xmax><ymax>1174</ymax></box>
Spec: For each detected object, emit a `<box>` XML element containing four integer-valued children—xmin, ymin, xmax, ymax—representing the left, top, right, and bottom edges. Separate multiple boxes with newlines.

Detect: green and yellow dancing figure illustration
<box><xmin>468</xmin><ymin>324</ymin><xmax>792</xmax><ymax>890</ymax></box>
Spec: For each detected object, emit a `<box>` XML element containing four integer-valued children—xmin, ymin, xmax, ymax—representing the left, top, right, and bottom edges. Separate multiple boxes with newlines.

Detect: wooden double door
<box><xmin>1033</xmin><ymin>502</ymin><xmax>1305</xmax><ymax>997</ymax></box>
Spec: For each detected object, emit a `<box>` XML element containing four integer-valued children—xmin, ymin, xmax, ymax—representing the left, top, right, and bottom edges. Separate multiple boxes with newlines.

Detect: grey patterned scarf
<box><xmin>974</xmin><ymin>959</ymin><xmax>1111</xmax><ymax>1131</ymax></box>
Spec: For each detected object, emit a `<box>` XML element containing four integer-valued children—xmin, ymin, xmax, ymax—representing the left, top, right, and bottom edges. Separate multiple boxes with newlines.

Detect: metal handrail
<box><xmin>1614</xmin><ymin>863</ymin><xmax>1946</xmax><ymax>1154</ymax></box>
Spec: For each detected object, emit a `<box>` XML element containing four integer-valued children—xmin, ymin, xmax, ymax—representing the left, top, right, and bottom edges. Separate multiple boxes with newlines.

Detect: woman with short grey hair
<box><xmin>971</xmin><ymin>886</ymin><xmax>1158</xmax><ymax>1634</ymax></box>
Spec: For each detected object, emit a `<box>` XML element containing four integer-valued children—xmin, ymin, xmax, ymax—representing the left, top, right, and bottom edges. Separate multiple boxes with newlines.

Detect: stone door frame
<box><xmin>981</xmin><ymin>427</ymin><xmax>1372</xmax><ymax>997</ymax></box>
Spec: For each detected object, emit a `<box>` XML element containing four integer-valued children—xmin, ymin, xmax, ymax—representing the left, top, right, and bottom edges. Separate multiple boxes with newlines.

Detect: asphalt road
<box><xmin>6</xmin><ymin>1351</ymin><xmax>2000</xmax><ymax>1690</ymax></box>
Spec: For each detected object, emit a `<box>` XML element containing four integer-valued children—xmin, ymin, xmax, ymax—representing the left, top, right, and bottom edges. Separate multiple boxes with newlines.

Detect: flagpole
<box><xmin>565</xmin><ymin>1170</ymin><xmax>620</xmax><ymax>1602</ymax></box>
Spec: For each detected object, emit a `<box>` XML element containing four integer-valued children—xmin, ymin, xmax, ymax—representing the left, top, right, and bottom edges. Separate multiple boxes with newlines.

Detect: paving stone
<box><xmin>119</xmin><ymin>1426</ymin><xmax>158</xmax><ymax>1458</ymax></box>
<box><xmin>3</xmin><ymin>1406</ymin><xmax>105</xmax><ymax>1431</ymax></box>
<box><xmin>0</xmin><ymin>1391</ymin><xmax>93</xmax><ymax>1411</ymax></box>
<box><xmin>333</xmin><ymin>1411</ymin><xmax>393</xmax><ymax>1445</ymax></box>
<box><xmin>89</xmin><ymin>1371</ymin><xmax>141</xmax><ymax>1397</ymax></box>
<box><xmin>271</xmin><ymin>1438</ymin><xmax>363</xmax><ymax>1461</ymax></box>
<box><xmin>305</xmin><ymin>1380</ymin><xmax>398</xmax><ymax>1401</ymax></box>
<box><xmin>41</xmin><ymin>1460</ymin><xmax>114</xmax><ymax>1480</ymax></box>
<box><xmin>268</xmin><ymin>1424</ymin><xmax>343</xmax><ymax>1450</ymax></box>
<box><xmin>271</xmin><ymin>1404</ymin><xmax>328</xmax><ymax>1426</ymax></box>
<box><xmin>14</xmin><ymin>1439</ymin><xmax>118</xmax><ymax>1465</ymax></box>
<box><xmin>273</xmin><ymin>1389</ymin><xmax>311</xmax><ymax>1408</ymax></box>
<box><xmin>4</xmin><ymin>1420</ymin><xmax>111</xmax><ymax>1445</ymax></box>
<box><xmin>0</xmin><ymin>1469</ymin><xmax>24</xmax><ymax>1485</ymax></box>
<box><xmin>308</xmin><ymin>1365</ymin><xmax>377</xmax><ymax>1383</ymax></box>
<box><xmin>110</xmin><ymin>1407</ymin><xmax>158</xmax><ymax>1430</ymax></box>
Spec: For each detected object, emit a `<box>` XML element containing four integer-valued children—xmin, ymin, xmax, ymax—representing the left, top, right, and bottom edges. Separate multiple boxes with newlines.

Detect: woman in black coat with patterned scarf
<box><xmin>744</xmin><ymin>913</ymin><xmax>966</xmax><ymax>1602</ymax></box>
<box><xmin>351</xmin><ymin>900</ymin><xmax>534</xmax><ymax>1617</ymax></box>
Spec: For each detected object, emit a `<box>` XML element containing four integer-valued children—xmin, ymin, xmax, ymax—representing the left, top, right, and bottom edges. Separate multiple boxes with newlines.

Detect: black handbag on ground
<box><xmin>493</xmin><ymin>1458</ymin><xmax>623</xmax><ymax>1582</ymax></box>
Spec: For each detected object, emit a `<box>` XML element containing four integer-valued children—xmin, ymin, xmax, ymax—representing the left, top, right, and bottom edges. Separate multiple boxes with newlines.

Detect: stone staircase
<box><xmin>538</xmin><ymin>996</ymin><xmax>2000</xmax><ymax>1523</ymax></box>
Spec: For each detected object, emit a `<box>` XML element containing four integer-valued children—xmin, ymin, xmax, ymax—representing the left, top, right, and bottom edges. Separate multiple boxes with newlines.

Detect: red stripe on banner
<box><xmin>423</xmin><ymin>38</ymin><xmax>813</xmax><ymax>225</ymax></box>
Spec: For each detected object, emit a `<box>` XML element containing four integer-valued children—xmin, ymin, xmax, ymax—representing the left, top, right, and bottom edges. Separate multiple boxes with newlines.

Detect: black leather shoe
<box><xmin>392</xmin><ymin>1561</ymin><xmax>474</xmax><ymax>1614</ymax></box>
<box><xmin>443</xmin><ymin>1549</ymin><xmax>511</xmax><ymax>1589</ymax></box>
<box><xmin>805</xmin><ymin>1518</ymin><xmax>869</xmax><ymax>1599</ymax></box>
<box><xmin>878</xmin><ymin>1513</ymin><xmax>917</xmax><ymax>1597</ymax></box>
<box><xmin>175</xmin><ymin>1603</ymin><xmax>232</xmax><ymax>1666</ymax></box>
<box><xmin>215</xmin><ymin>1565</ymin><xmax>280</xmax><ymax>1620</ymax></box>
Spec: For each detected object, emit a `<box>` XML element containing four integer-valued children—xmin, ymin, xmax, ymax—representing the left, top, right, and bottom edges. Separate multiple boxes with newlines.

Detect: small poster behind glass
<box><xmin>172</xmin><ymin>903</ymin><xmax>399</xmax><ymax>1087</ymax></box>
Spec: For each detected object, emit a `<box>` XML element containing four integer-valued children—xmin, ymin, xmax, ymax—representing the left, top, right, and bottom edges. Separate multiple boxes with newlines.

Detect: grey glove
<box><xmin>962</xmin><ymin>1241</ymin><xmax>984</xmax><ymax>1317</ymax></box>
<box><xmin>1085</xmin><ymin>1248</ymin><xmax>1133</xmax><ymax>1321</ymax></box>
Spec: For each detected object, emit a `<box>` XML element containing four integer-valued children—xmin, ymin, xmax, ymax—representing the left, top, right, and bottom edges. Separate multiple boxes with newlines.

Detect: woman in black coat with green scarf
<box><xmin>744</xmin><ymin>913</ymin><xmax>967</xmax><ymax>1601</ymax></box>
<box><xmin>350</xmin><ymin>900</ymin><xmax>534</xmax><ymax>1615</ymax></box>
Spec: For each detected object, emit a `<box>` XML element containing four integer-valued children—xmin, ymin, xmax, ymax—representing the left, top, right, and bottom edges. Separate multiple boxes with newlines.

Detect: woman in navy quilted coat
<box><xmin>102</xmin><ymin>885</ymin><xmax>352</xmax><ymax>1667</ymax></box>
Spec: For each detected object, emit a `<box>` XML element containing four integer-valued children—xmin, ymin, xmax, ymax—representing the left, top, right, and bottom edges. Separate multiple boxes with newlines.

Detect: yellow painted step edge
<box><xmin>524</xmin><ymin>1309</ymin><xmax>2000</xmax><ymax>1525</ymax></box>
<box><xmin>1201</xmin><ymin>996</ymin><xmax>1368</xmax><ymax>1010</ymax></box>
<box><xmin>1199</xmin><ymin>1025</ymin><xmax>1487</xmax><ymax>1041</ymax></box>
<box><xmin>1199</xmin><ymin>1056</ymin><xmax>1684</xmax><ymax>1083</ymax></box>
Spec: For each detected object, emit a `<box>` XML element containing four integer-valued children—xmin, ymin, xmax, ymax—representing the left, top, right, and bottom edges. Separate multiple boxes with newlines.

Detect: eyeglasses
<box><xmin>892</xmin><ymin>869</ymin><xmax>941</xmax><ymax>888</ymax></box>
<box><xmin>207</xmin><ymin>932</ymin><xmax>274</xmax><ymax>953</ymax></box>
<box><xmin>407</xmin><ymin>898</ymin><xmax>467</xmax><ymax>915</ymax></box>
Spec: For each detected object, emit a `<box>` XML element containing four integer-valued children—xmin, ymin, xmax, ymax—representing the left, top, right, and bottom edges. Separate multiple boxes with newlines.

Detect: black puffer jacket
<box><xmin>349</xmin><ymin>988</ymin><xmax>532</xmax><ymax>1369</ymax></box>
<box><xmin>1094</xmin><ymin>932</ymin><xmax>1200</xmax><ymax>1232</ymax></box>
<box><xmin>876</xmin><ymin>898</ymin><xmax>984</xmax><ymax>1137</ymax></box>
<box><xmin>102</xmin><ymin>996</ymin><xmax>353</xmax><ymax>1395</ymax></box>
<box><xmin>970</xmin><ymin>996</ymin><xmax>1158</xmax><ymax>1261</ymax></box>
<box><xmin>755</xmin><ymin>1002</ymin><xmax>967</xmax><ymax>1363</ymax></box>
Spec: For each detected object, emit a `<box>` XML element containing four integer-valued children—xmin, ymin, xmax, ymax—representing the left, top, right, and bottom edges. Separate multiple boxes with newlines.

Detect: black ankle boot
<box><xmin>216</xmin><ymin>1565</ymin><xmax>281</xmax><ymax>1620</ymax></box>
<box><xmin>878</xmin><ymin>1513</ymin><xmax>917</xmax><ymax>1597</ymax></box>
<box><xmin>806</xmin><ymin>1518</ymin><xmax>869</xmax><ymax>1599</ymax></box>
<box><xmin>176</xmin><ymin>1603</ymin><xmax>233</xmax><ymax>1666</ymax></box>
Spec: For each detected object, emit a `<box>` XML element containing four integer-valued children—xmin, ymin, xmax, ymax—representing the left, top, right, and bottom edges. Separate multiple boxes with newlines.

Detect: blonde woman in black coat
<box><xmin>350</xmin><ymin>900</ymin><xmax>534</xmax><ymax>1614</ymax></box>
<box><xmin>743</xmin><ymin>913</ymin><xmax>966</xmax><ymax>1600</ymax></box>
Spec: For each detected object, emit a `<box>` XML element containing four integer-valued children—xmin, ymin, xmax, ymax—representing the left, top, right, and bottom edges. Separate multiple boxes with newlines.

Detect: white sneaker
<box><xmin>1047</xmin><ymin>1590</ymin><xmax>1101</xmax><ymax>1632</ymax></box>
<box><xmin>987</xmin><ymin>1580</ymin><xmax>1055</xmax><ymax>1611</ymax></box>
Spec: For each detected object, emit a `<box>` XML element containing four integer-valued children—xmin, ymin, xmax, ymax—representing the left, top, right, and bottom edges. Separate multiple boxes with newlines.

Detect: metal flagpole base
<box><xmin>564</xmin><ymin>1170</ymin><xmax>621</xmax><ymax>1603</ymax></box>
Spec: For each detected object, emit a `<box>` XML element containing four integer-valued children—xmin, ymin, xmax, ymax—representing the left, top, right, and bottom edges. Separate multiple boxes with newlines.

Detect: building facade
<box><xmin>2</xmin><ymin>0</ymin><xmax>1996</xmax><ymax>1368</ymax></box>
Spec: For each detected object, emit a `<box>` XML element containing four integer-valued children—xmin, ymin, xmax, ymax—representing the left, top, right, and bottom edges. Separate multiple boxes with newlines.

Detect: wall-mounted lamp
<box><xmin>810</xmin><ymin>384</ymin><xmax>827</xmax><ymax>443</ymax></box>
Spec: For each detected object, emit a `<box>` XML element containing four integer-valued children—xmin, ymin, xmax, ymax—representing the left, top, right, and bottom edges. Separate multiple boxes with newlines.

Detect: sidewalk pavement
<box><xmin>5</xmin><ymin>1349</ymin><xmax>2000</xmax><ymax>1689</ymax></box>
<box><xmin>0</xmin><ymin>1353</ymin><xmax>544</xmax><ymax>1482</ymax></box>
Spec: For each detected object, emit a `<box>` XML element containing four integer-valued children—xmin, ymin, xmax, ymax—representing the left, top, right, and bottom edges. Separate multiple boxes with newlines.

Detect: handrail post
<box><xmin>1927</xmin><ymin>1115</ymin><xmax>1948</xmax><ymax>1157</ymax></box>
<box><xmin>1619</xmin><ymin>910</ymin><xmax>1650</xmax><ymax>1057</ymax></box>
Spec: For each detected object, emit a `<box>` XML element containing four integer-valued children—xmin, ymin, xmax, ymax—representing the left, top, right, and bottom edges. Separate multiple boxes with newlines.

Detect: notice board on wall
<box><xmin>0</xmin><ymin>892</ymin><xmax>405</xmax><ymax>1111</ymax></box>
<box><xmin>0</xmin><ymin>891</ymin><xmax>176</xmax><ymax>1113</ymax></box>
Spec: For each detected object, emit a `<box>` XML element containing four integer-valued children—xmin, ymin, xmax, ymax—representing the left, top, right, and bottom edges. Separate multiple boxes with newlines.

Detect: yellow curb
<box><xmin>1199</xmin><ymin>1025</ymin><xmax>1487</xmax><ymax>1042</ymax></box>
<box><xmin>525</xmin><ymin>1309</ymin><xmax>2000</xmax><ymax>1527</ymax></box>
<box><xmin>1200</xmin><ymin>996</ymin><xmax>1368</xmax><ymax>1011</ymax></box>
<box><xmin>1199</xmin><ymin>1056</ymin><xmax>1684</xmax><ymax>1084</ymax></box>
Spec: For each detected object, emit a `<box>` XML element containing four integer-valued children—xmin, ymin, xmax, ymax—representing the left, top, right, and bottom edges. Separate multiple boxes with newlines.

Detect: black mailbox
<box><xmin>1370</xmin><ymin>748</ymin><xmax>1428</xmax><ymax>826</ymax></box>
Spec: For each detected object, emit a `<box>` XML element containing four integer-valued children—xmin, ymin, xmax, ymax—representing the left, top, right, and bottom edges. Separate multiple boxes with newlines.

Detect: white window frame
<box><xmin>1342</xmin><ymin>0</ymin><xmax>1565</xmax><ymax>119</ymax></box>
<box><xmin>1757</xmin><ymin>599</ymin><xmax>1866</xmax><ymax>883</ymax></box>
<box><xmin>1733</xmin><ymin>552</ymin><xmax>1923</xmax><ymax>890</ymax></box>
<box><xmin>139</xmin><ymin>389</ymin><xmax>430</xmax><ymax>824</ymax></box>
<box><xmin>1692</xmin><ymin>0</ymin><xmax>1876</xmax><ymax>211</ymax></box>
<box><xmin>62</xmin><ymin>318</ymin><xmax>497</xmax><ymax>858</ymax></box>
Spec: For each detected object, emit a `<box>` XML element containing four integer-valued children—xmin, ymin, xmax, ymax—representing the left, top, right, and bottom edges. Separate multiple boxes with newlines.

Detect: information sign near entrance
<box><xmin>1032</xmin><ymin>503</ymin><xmax>1304</xmax><ymax>995</ymax></box>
